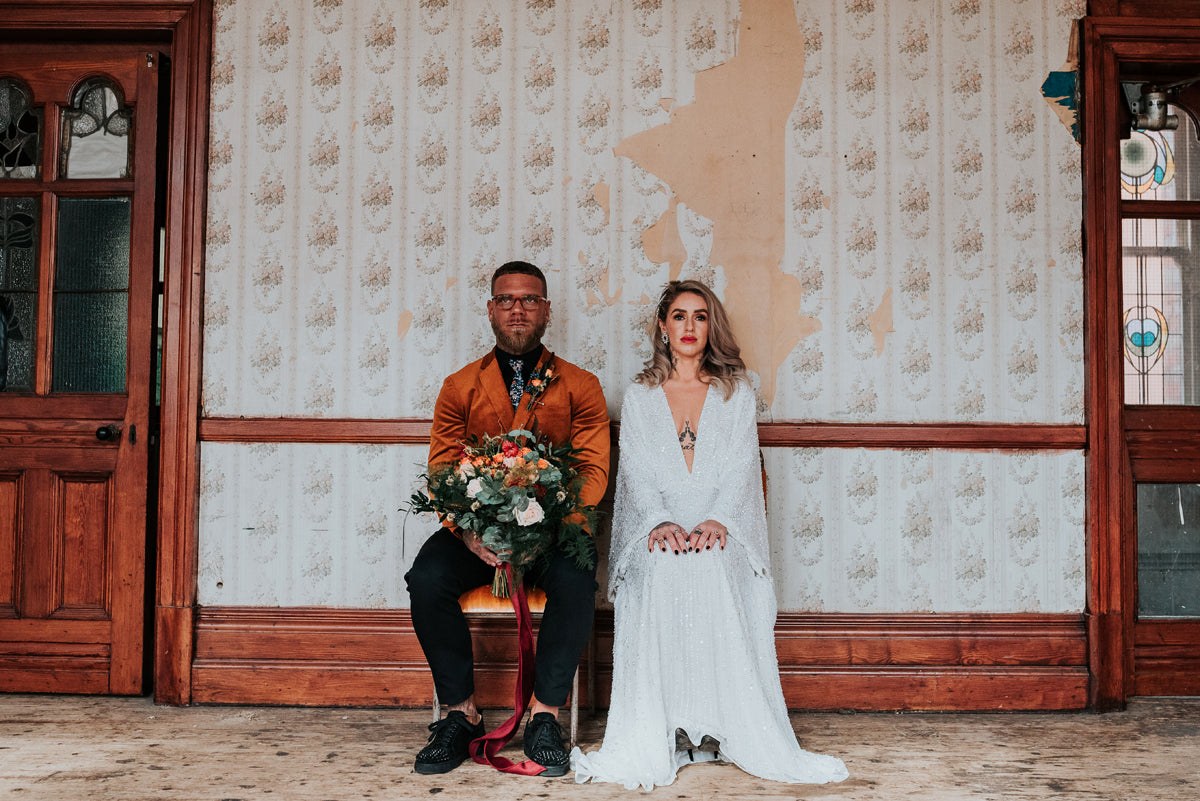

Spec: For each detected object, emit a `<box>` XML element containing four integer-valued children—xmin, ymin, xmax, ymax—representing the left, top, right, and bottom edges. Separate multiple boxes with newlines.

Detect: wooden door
<box><xmin>1117</xmin><ymin>60</ymin><xmax>1200</xmax><ymax>696</ymax></box>
<box><xmin>1083</xmin><ymin>18</ymin><xmax>1200</xmax><ymax>704</ymax></box>
<box><xmin>0</xmin><ymin>44</ymin><xmax>160</xmax><ymax>694</ymax></box>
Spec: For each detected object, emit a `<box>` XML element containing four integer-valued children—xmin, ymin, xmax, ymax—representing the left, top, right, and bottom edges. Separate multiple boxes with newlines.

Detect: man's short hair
<box><xmin>491</xmin><ymin>261</ymin><xmax>547</xmax><ymax>296</ymax></box>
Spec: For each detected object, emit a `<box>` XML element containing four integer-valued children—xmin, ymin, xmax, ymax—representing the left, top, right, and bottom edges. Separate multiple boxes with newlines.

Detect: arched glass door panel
<box><xmin>60</xmin><ymin>79</ymin><xmax>131</xmax><ymax>180</ymax></box>
<box><xmin>0</xmin><ymin>78</ymin><xmax>41</xmax><ymax>180</ymax></box>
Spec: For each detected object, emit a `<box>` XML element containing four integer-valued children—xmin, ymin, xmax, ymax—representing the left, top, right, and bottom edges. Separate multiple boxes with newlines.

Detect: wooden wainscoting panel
<box><xmin>775</xmin><ymin>613</ymin><xmax>1088</xmax><ymax>710</ymax></box>
<box><xmin>778</xmin><ymin>667</ymin><xmax>1089</xmax><ymax>711</ymax></box>
<box><xmin>774</xmin><ymin>613</ymin><xmax>1088</xmax><ymax>666</ymax></box>
<box><xmin>190</xmin><ymin>608</ymin><xmax>1087</xmax><ymax>710</ymax></box>
<box><xmin>1132</xmin><ymin>657</ymin><xmax>1200</xmax><ymax>696</ymax></box>
<box><xmin>1132</xmin><ymin>620</ymin><xmax>1200</xmax><ymax>696</ymax></box>
<box><xmin>192</xmin><ymin>607</ymin><xmax>562</xmax><ymax>707</ymax></box>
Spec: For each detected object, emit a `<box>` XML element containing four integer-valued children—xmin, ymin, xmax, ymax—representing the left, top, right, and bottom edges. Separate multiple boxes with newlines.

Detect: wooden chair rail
<box><xmin>199</xmin><ymin>417</ymin><xmax>1086</xmax><ymax>451</ymax></box>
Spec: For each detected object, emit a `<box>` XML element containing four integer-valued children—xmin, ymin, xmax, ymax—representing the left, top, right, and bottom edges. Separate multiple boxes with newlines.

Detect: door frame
<box><xmin>1083</xmin><ymin>14</ymin><xmax>1200</xmax><ymax>708</ymax></box>
<box><xmin>0</xmin><ymin>0</ymin><xmax>212</xmax><ymax>704</ymax></box>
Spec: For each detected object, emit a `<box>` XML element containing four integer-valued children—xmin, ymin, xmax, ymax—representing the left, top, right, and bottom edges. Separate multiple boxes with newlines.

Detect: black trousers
<box><xmin>405</xmin><ymin>528</ymin><xmax>598</xmax><ymax>708</ymax></box>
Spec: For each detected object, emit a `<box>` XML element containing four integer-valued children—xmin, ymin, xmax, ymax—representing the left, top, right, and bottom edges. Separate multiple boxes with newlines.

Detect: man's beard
<box><xmin>491</xmin><ymin>317</ymin><xmax>547</xmax><ymax>354</ymax></box>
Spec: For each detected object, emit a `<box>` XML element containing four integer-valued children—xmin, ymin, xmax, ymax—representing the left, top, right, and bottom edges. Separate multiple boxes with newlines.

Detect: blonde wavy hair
<box><xmin>634</xmin><ymin>279</ymin><xmax>749</xmax><ymax>400</ymax></box>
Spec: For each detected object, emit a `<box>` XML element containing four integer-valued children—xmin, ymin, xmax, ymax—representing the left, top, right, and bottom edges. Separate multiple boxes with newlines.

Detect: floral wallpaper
<box><xmin>199</xmin><ymin>0</ymin><xmax>1088</xmax><ymax>612</ymax></box>
<box><xmin>198</xmin><ymin>443</ymin><xmax>1084</xmax><ymax>612</ymax></box>
<box><xmin>763</xmin><ymin>448</ymin><xmax>1084</xmax><ymax>612</ymax></box>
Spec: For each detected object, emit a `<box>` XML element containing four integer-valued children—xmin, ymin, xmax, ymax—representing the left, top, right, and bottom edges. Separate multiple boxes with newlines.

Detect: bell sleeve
<box><xmin>706</xmin><ymin>384</ymin><xmax>772</xmax><ymax>579</ymax></box>
<box><xmin>606</xmin><ymin>385</ymin><xmax>674</xmax><ymax>597</ymax></box>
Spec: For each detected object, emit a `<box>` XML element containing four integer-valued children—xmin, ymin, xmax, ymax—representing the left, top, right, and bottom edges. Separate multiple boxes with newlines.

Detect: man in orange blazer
<box><xmin>406</xmin><ymin>261</ymin><xmax>610</xmax><ymax>776</ymax></box>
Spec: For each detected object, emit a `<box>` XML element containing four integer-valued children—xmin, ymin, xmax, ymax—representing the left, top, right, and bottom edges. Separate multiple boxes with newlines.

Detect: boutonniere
<box><xmin>525</xmin><ymin>356</ymin><xmax>557</xmax><ymax>410</ymax></box>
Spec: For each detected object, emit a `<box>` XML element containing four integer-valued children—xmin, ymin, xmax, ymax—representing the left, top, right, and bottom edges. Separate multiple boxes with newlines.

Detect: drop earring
<box><xmin>661</xmin><ymin>332</ymin><xmax>669</xmax><ymax>345</ymax></box>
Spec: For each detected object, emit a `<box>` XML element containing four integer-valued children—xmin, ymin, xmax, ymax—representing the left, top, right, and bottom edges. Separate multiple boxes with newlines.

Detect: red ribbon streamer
<box><xmin>469</xmin><ymin>562</ymin><xmax>547</xmax><ymax>775</ymax></box>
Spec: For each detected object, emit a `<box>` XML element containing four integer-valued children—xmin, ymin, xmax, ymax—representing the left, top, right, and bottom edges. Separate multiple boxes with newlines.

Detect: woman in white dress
<box><xmin>571</xmin><ymin>280</ymin><xmax>848</xmax><ymax>790</ymax></box>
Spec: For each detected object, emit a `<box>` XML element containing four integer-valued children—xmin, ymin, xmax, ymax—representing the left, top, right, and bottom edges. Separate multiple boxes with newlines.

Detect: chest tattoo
<box><xmin>678</xmin><ymin>418</ymin><xmax>696</xmax><ymax>451</ymax></box>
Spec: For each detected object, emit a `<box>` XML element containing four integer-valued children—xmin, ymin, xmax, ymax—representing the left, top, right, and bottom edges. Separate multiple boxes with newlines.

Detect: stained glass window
<box><xmin>1120</xmin><ymin>104</ymin><xmax>1200</xmax><ymax>201</ymax></box>
<box><xmin>0</xmin><ymin>78</ymin><xmax>41</xmax><ymax>179</ymax></box>
<box><xmin>1121</xmin><ymin>128</ymin><xmax>1175</xmax><ymax>197</ymax></box>
<box><xmin>0</xmin><ymin>197</ymin><xmax>38</xmax><ymax>392</ymax></box>
<box><xmin>60</xmin><ymin>79</ymin><xmax>132</xmax><ymax>180</ymax></box>
<box><xmin>1120</xmin><ymin>218</ymin><xmax>1200</xmax><ymax>404</ymax></box>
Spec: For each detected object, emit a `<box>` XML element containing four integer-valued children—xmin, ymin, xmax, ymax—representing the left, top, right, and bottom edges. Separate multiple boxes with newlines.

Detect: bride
<box><xmin>571</xmin><ymin>280</ymin><xmax>848</xmax><ymax>790</ymax></box>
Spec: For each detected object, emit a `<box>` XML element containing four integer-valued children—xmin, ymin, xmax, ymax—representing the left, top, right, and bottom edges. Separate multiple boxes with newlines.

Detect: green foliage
<box><xmin>406</xmin><ymin>427</ymin><xmax>599</xmax><ymax>576</ymax></box>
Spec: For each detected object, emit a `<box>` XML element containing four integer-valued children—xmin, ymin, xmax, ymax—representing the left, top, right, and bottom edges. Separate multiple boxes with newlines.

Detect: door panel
<box><xmin>0</xmin><ymin>43</ymin><xmax>158</xmax><ymax>694</ymax></box>
<box><xmin>55</xmin><ymin>473</ymin><xmax>113</xmax><ymax>616</ymax></box>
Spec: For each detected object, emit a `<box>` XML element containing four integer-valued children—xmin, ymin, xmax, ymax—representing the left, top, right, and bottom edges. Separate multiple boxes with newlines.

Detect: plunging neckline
<box><xmin>659</xmin><ymin>383</ymin><xmax>713</xmax><ymax>476</ymax></box>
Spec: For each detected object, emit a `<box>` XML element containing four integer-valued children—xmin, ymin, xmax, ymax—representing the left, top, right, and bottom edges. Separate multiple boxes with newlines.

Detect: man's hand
<box><xmin>462</xmin><ymin>530</ymin><xmax>503</xmax><ymax>567</ymax></box>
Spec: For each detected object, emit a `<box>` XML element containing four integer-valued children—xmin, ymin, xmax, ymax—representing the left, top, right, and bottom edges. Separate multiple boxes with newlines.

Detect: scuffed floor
<box><xmin>1</xmin><ymin>694</ymin><xmax>1197</xmax><ymax>800</ymax></box>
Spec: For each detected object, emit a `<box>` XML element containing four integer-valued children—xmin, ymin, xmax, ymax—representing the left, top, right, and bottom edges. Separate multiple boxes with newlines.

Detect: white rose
<box><xmin>457</xmin><ymin>462</ymin><xmax>475</xmax><ymax>479</ymax></box>
<box><xmin>514</xmin><ymin>499</ymin><xmax>544</xmax><ymax>526</ymax></box>
<box><xmin>503</xmin><ymin>456</ymin><xmax>519</xmax><ymax>468</ymax></box>
<box><xmin>465</xmin><ymin>478</ymin><xmax>483</xmax><ymax>498</ymax></box>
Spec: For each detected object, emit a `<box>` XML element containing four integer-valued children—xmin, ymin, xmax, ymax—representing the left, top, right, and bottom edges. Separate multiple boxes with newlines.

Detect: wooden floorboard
<box><xmin>2</xmin><ymin>695</ymin><xmax>1198</xmax><ymax>800</ymax></box>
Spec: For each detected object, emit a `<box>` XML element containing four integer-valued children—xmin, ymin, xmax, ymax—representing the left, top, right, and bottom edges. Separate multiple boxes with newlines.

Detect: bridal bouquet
<box><xmin>408</xmin><ymin>427</ymin><xmax>597</xmax><ymax>597</ymax></box>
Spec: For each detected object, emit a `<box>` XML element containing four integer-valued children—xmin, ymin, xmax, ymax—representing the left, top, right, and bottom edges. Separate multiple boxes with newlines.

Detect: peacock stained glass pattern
<box><xmin>60</xmin><ymin>79</ymin><xmax>132</xmax><ymax>180</ymax></box>
<box><xmin>1124</xmin><ymin>304</ymin><xmax>1168</xmax><ymax>371</ymax></box>
<box><xmin>0</xmin><ymin>78</ymin><xmax>41</xmax><ymax>180</ymax></box>
<box><xmin>0</xmin><ymin>197</ymin><xmax>38</xmax><ymax>392</ymax></box>
<box><xmin>1119</xmin><ymin>106</ymin><xmax>1200</xmax><ymax>201</ymax></box>
<box><xmin>1121</xmin><ymin>129</ymin><xmax>1175</xmax><ymax>197</ymax></box>
<box><xmin>1121</xmin><ymin>217</ymin><xmax>1200</xmax><ymax>405</ymax></box>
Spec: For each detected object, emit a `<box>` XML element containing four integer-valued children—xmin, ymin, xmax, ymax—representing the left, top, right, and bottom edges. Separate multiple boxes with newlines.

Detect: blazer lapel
<box><xmin>510</xmin><ymin>349</ymin><xmax>553</xmax><ymax>434</ymax></box>
<box><xmin>478</xmin><ymin>351</ymin><xmax>516</xmax><ymax>433</ymax></box>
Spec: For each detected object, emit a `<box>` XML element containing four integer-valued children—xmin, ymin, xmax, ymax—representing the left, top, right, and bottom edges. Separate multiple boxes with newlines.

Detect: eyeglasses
<box><xmin>491</xmin><ymin>294</ymin><xmax>548</xmax><ymax>310</ymax></box>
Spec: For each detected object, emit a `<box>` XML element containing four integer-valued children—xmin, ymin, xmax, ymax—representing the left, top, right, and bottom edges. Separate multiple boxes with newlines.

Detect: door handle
<box><xmin>96</xmin><ymin>424</ymin><xmax>122</xmax><ymax>442</ymax></box>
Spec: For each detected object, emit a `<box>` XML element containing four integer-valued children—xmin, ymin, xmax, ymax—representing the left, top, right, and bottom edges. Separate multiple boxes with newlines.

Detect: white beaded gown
<box><xmin>571</xmin><ymin>382</ymin><xmax>848</xmax><ymax>790</ymax></box>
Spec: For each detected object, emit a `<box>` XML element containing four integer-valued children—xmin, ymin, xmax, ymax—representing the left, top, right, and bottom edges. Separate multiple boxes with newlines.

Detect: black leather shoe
<box><xmin>414</xmin><ymin>710</ymin><xmax>485</xmax><ymax>774</ymax></box>
<box><xmin>523</xmin><ymin>712</ymin><xmax>570</xmax><ymax>777</ymax></box>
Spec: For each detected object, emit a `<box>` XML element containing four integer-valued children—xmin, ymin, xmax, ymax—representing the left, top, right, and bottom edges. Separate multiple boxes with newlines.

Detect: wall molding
<box><xmin>199</xmin><ymin>417</ymin><xmax>1086</xmax><ymax>451</ymax></box>
<box><xmin>191</xmin><ymin>607</ymin><xmax>1088</xmax><ymax>711</ymax></box>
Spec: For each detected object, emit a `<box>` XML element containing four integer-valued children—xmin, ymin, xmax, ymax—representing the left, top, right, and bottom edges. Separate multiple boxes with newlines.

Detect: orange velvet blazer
<box><xmin>428</xmin><ymin>349</ymin><xmax>611</xmax><ymax>530</ymax></box>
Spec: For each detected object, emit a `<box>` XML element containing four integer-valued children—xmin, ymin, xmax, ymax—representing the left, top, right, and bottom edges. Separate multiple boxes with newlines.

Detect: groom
<box><xmin>405</xmin><ymin>261</ymin><xmax>610</xmax><ymax>776</ymax></box>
